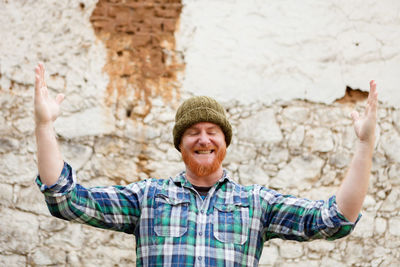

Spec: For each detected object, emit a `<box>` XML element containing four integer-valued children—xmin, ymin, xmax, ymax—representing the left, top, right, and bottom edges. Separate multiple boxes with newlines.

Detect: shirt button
<box><xmin>200</xmin><ymin>210</ymin><xmax>205</xmax><ymax>214</ymax></box>
<box><xmin>199</xmin><ymin>232</ymin><xmax>203</xmax><ymax>236</ymax></box>
<box><xmin>198</xmin><ymin>256</ymin><xmax>202</xmax><ymax>261</ymax></box>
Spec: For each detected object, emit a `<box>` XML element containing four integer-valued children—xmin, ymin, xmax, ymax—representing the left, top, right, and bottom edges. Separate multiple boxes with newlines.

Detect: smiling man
<box><xmin>35</xmin><ymin>62</ymin><xmax>378</xmax><ymax>266</ymax></box>
<box><xmin>174</xmin><ymin>97</ymin><xmax>231</xmax><ymax>188</ymax></box>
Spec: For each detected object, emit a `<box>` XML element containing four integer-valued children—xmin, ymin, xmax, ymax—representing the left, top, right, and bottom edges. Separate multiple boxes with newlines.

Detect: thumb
<box><xmin>351</xmin><ymin>111</ymin><xmax>359</xmax><ymax>122</ymax></box>
<box><xmin>55</xmin><ymin>94</ymin><xmax>65</xmax><ymax>105</ymax></box>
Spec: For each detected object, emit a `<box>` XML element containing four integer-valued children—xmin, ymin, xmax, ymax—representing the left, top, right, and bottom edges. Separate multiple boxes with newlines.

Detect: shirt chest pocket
<box><xmin>154</xmin><ymin>194</ymin><xmax>190</xmax><ymax>237</ymax></box>
<box><xmin>213</xmin><ymin>202</ymin><xmax>250</xmax><ymax>245</ymax></box>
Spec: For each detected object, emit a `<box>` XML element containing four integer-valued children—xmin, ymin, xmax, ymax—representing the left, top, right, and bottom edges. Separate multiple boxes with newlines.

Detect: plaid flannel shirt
<box><xmin>37</xmin><ymin>162</ymin><xmax>359</xmax><ymax>267</ymax></box>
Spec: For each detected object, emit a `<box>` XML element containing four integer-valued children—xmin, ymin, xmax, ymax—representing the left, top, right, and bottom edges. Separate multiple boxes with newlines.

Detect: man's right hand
<box><xmin>34</xmin><ymin>63</ymin><xmax>64</xmax><ymax>126</ymax></box>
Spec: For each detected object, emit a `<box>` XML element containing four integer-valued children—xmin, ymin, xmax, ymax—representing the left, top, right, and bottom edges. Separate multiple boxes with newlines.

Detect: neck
<box><xmin>185</xmin><ymin>166</ymin><xmax>223</xmax><ymax>187</ymax></box>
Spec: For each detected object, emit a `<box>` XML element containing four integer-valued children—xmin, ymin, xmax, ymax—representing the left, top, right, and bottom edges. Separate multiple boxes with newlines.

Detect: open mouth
<box><xmin>195</xmin><ymin>149</ymin><xmax>215</xmax><ymax>154</ymax></box>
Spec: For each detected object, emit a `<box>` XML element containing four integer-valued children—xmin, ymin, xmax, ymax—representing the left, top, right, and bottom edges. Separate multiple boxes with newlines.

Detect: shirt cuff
<box><xmin>323</xmin><ymin>195</ymin><xmax>361</xmax><ymax>240</ymax></box>
<box><xmin>329</xmin><ymin>195</ymin><xmax>362</xmax><ymax>225</ymax></box>
<box><xmin>35</xmin><ymin>162</ymin><xmax>76</xmax><ymax>197</ymax></box>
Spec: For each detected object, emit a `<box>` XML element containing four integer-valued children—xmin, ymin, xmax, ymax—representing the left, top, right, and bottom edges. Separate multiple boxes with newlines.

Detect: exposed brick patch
<box><xmin>90</xmin><ymin>0</ymin><xmax>184</xmax><ymax>117</ymax></box>
<box><xmin>335</xmin><ymin>86</ymin><xmax>368</xmax><ymax>104</ymax></box>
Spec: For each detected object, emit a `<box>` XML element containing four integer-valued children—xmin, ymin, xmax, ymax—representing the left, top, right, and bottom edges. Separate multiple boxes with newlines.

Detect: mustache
<box><xmin>192</xmin><ymin>145</ymin><xmax>217</xmax><ymax>150</ymax></box>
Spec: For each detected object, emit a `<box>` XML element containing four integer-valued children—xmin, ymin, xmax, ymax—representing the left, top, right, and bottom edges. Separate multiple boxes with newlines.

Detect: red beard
<box><xmin>181</xmin><ymin>146</ymin><xmax>226</xmax><ymax>177</ymax></box>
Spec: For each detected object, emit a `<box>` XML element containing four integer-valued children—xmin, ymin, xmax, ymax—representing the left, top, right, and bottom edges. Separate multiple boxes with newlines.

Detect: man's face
<box><xmin>180</xmin><ymin>122</ymin><xmax>226</xmax><ymax>177</ymax></box>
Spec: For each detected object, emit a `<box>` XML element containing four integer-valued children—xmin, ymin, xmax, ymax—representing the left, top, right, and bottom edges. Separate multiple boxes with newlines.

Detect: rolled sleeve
<box><xmin>260</xmin><ymin>187</ymin><xmax>361</xmax><ymax>242</ymax></box>
<box><xmin>35</xmin><ymin>162</ymin><xmax>76</xmax><ymax>197</ymax></box>
<box><xmin>323</xmin><ymin>195</ymin><xmax>361</xmax><ymax>240</ymax></box>
<box><xmin>35</xmin><ymin>161</ymin><xmax>145</xmax><ymax>234</ymax></box>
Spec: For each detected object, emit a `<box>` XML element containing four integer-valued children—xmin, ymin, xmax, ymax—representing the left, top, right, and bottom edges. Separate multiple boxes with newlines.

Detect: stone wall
<box><xmin>0</xmin><ymin>0</ymin><xmax>399</xmax><ymax>266</ymax></box>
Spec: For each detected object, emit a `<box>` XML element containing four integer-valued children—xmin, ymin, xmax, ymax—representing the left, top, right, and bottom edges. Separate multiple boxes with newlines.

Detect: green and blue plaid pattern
<box><xmin>37</xmin><ymin>162</ymin><xmax>359</xmax><ymax>266</ymax></box>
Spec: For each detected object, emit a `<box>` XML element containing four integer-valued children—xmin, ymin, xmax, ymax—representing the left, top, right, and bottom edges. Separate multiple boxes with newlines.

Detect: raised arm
<box><xmin>34</xmin><ymin>63</ymin><xmax>65</xmax><ymax>186</ymax></box>
<box><xmin>336</xmin><ymin>80</ymin><xmax>378</xmax><ymax>222</ymax></box>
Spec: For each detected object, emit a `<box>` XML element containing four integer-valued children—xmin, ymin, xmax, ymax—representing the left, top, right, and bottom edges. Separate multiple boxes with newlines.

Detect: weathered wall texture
<box><xmin>90</xmin><ymin>0</ymin><xmax>184</xmax><ymax>116</ymax></box>
<box><xmin>177</xmin><ymin>0</ymin><xmax>400</xmax><ymax>106</ymax></box>
<box><xmin>0</xmin><ymin>0</ymin><xmax>399</xmax><ymax>266</ymax></box>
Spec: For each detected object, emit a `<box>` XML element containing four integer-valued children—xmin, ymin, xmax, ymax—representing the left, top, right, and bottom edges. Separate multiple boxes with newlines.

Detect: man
<box><xmin>34</xmin><ymin>62</ymin><xmax>378</xmax><ymax>266</ymax></box>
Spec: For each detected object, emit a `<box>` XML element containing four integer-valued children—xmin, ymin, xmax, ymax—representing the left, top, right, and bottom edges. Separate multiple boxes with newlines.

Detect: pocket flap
<box><xmin>214</xmin><ymin>200</ymin><xmax>249</xmax><ymax>212</ymax></box>
<box><xmin>155</xmin><ymin>192</ymin><xmax>190</xmax><ymax>206</ymax></box>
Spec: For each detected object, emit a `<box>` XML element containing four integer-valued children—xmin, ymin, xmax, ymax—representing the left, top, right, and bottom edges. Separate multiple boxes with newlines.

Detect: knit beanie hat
<box><xmin>173</xmin><ymin>96</ymin><xmax>232</xmax><ymax>151</ymax></box>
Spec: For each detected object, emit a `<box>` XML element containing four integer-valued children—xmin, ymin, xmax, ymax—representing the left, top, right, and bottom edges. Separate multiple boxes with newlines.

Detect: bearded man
<box><xmin>34</xmin><ymin>62</ymin><xmax>378</xmax><ymax>266</ymax></box>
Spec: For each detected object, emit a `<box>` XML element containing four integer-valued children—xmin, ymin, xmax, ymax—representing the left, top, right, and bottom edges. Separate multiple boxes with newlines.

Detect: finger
<box><xmin>368</xmin><ymin>80</ymin><xmax>376</xmax><ymax>105</ymax></box>
<box><xmin>35</xmin><ymin>74</ymin><xmax>42</xmax><ymax>99</ymax></box>
<box><xmin>39</xmin><ymin>63</ymin><xmax>46</xmax><ymax>88</ymax></box>
<box><xmin>35</xmin><ymin>66</ymin><xmax>40</xmax><ymax>86</ymax></box>
<box><xmin>351</xmin><ymin>111</ymin><xmax>360</xmax><ymax>122</ymax></box>
<box><xmin>369</xmin><ymin>80</ymin><xmax>376</xmax><ymax>92</ymax></box>
<box><xmin>55</xmin><ymin>94</ymin><xmax>65</xmax><ymax>105</ymax></box>
<box><xmin>38</xmin><ymin>63</ymin><xmax>49</xmax><ymax>99</ymax></box>
<box><xmin>370</xmin><ymin>92</ymin><xmax>378</xmax><ymax>115</ymax></box>
<box><xmin>37</xmin><ymin>64</ymin><xmax>43</xmax><ymax>88</ymax></box>
<box><xmin>42</xmin><ymin>85</ymin><xmax>49</xmax><ymax>98</ymax></box>
<box><xmin>369</xmin><ymin>81</ymin><xmax>378</xmax><ymax>110</ymax></box>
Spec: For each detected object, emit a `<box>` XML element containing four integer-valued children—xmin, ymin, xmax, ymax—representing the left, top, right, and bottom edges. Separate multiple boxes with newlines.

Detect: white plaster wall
<box><xmin>0</xmin><ymin>0</ymin><xmax>114</xmax><ymax>138</ymax></box>
<box><xmin>1</xmin><ymin>0</ymin><xmax>400</xmax><ymax>266</ymax></box>
<box><xmin>177</xmin><ymin>0</ymin><xmax>400</xmax><ymax>106</ymax></box>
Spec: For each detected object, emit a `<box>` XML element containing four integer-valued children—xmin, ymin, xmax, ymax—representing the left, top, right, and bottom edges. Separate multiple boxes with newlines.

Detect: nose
<box><xmin>198</xmin><ymin>131</ymin><xmax>211</xmax><ymax>146</ymax></box>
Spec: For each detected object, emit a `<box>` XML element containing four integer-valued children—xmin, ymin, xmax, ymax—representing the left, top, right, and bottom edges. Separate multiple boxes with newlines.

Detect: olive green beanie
<box><xmin>173</xmin><ymin>96</ymin><xmax>232</xmax><ymax>151</ymax></box>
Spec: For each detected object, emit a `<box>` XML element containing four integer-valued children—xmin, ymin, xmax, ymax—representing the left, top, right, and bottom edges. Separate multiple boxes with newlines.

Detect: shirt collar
<box><xmin>171</xmin><ymin>169</ymin><xmax>232</xmax><ymax>188</ymax></box>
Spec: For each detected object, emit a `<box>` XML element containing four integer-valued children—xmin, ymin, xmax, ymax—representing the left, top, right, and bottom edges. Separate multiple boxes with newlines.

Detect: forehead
<box><xmin>186</xmin><ymin>122</ymin><xmax>222</xmax><ymax>131</ymax></box>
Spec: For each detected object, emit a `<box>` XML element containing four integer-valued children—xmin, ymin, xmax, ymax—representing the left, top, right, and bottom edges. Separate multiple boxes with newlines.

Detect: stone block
<box><xmin>0</xmin><ymin>136</ymin><xmax>20</xmax><ymax>153</ymax></box>
<box><xmin>0</xmin><ymin>254</ymin><xmax>26</xmax><ymax>266</ymax></box>
<box><xmin>0</xmin><ymin>153</ymin><xmax>37</xmax><ymax>184</ymax></box>
<box><xmin>90</xmin><ymin>154</ymin><xmax>138</xmax><ymax>182</ymax></box>
<box><xmin>374</xmin><ymin>217</ymin><xmax>387</xmax><ymax>235</ymax></box>
<box><xmin>267</xmin><ymin>146</ymin><xmax>289</xmax><ymax>164</ymax></box>
<box><xmin>288</xmin><ymin>125</ymin><xmax>305</xmax><ymax>149</ymax></box>
<box><xmin>308</xmin><ymin>240</ymin><xmax>335</xmax><ymax>252</ymax></box>
<box><xmin>54</xmin><ymin>106</ymin><xmax>115</xmax><ymax>138</ymax></box>
<box><xmin>388</xmin><ymin>164</ymin><xmax>400</xmax><ymax>185</ymax></box>
<box><xmin>259</xmin><ymin>245</ymin><xmax>278</xmax><ymax>266</ymax></box>
<box><xmin>61</xmin><ymin>142</ymin><xmax>93</xmax><ymax>170</ymax></box>
<box><xmin>283</xmin><ymin>260</ymin><xmax>320</xmax><ymax>267</ymax></box>
<box><xmin>239</xmin><ymin>164</ymin><xmax>269</xmax><ymax>186</ymax></box>
<box><xmin>281</xmin><ymin>106</ymin><xmax>310</xmax><ymax>124</ymax></box>
<box><xmin>13</xmin><ymin>116</ymin><xmax>35</xmax><ymax>134</ymax></box>
<box><xmin>237</xmin><ymin>109</ymin><xmax>283</xmax><ymax>145</ymax></box>
<box><xmin>393</xmin><ymin>109</ymin><xmax>400</xmax><ymax>132</ymax></box>
<box><xmin>270</xmin><ymin>155</ymin><xmax>324</xmax><ymax>189</ymax></box>
<box><xmin>81</xmin><ymin>246</ymin><xmax>135</xmax><ymax>266</ymax></box>
<box><xmin>39</xmin><ymin>216</ymin><xmax>68</xmax><ymax>232</ymax></box>
<box><xmin>388</xmin><ymin>216</ymin><xmax>400</xmax><ymax>236</ymax></box>
<box><xmin>344</xmin><ymin>240</ymin><xmax>365</xmax><ymax>265</ymax></box>
<box><xmin>279</xmin><ymin>242</ymin><xmax>304</xmax><ymax>259</ymax></box>
<box><xmin>380</xmin><ymin>188</ymin><xmax>400</xmax><ymax>212</ymax></box>
<box><xmin>16</xmin><ymin>185</ymin><xmax>50</xmax><ymax>215</ymax></box>
<box><xmin>328</xmin><ymin>149</ymin><xmax>351</xmax><ymax>169</ymax></box>
<box><xmin>0</xmin><ymin>208</ymin><xmax>39</xmax><ymax>253</ymax></box>
<box><xmin>29</xmin><ymin>247</ymin><xmax>66</xmax><ymax>266</ymax></box>
<box><xmin>321</xmin><ymin>257</ymin><xmax>346</xmax><ymax>267</ymax></box>
<box><xmin>43</xmin><ymin>223</ymin><xmax>84</xmax><ymax>249</ymax></box>
<box><xmin>224</xmin><ymin>143</ymin><xmax>257</xmax><ymax>165</ymax></box>
<box><xmin>66</xmin><ymin>250</ymin><xmax>81</xmax><ymax>266</ymax></box>
<box><xmin>304</xmin><ymin>127</ymin><xmax>334</xmax><ymax>152</ymax></box>
<box><xmin>147</xmin><ymin>160</ymin><xmax>184</xmax><ymax>179</ymax></box>
<box><xmin>380</xmin><ymin>132</ymin><xmax>400</xmax><ymax>163</ymax></box>
<box><xmin>352</xmin><ymin>211</ymin><xmax>375</xmax><ymax>238</ymax></box>
<box><xmin>363</xmin><ymin>194</ymin><xmax>377</xmax><ymax>210</ymax></box>
<box><xmin>0</xmin><ymin>183</ymin><xmax>13</xmax><ymax>206</ymax></box>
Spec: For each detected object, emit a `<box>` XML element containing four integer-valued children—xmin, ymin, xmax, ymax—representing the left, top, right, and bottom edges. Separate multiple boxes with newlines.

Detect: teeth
<box><xmin>197</xmin><ymin>150</ymin><xmax>212</xmax><ymax>154</ymax></box>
